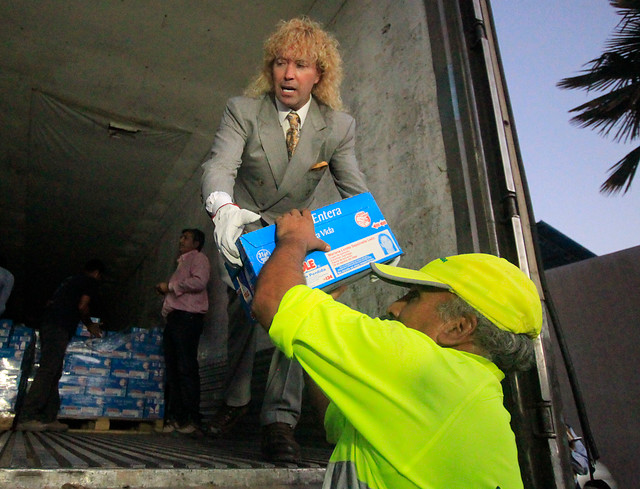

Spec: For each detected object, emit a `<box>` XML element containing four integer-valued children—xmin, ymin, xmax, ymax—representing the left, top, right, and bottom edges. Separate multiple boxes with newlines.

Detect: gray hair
<box><xmin>437</xmin><ymin>295</ymin><xmax>535</xmax><ymax>372</ymax></box>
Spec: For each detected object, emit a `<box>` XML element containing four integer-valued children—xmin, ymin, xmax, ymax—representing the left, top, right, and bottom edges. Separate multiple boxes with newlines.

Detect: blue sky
<box><xmin>491</xmin><ymin>0</ymin><xmax>640</xmax><ymax>256</ymax></box>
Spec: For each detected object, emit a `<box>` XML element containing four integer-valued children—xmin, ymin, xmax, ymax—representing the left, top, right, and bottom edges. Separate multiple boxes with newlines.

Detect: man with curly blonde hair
<box><xmin>244</xmin><ymin>16</ymin><xmax>345</xmax><ymax>111</ymax></box>
<box><xmin>201</xmin><ymin>16</ymin><xmax>368</xmax><ymax>462</ymax></box>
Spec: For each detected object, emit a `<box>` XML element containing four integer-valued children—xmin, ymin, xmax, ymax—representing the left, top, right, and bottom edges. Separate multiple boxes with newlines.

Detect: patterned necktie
<box><xmin>286</xmin><ymin>111</ymin><xmax>301</xmax><ymax>159</ymax></box>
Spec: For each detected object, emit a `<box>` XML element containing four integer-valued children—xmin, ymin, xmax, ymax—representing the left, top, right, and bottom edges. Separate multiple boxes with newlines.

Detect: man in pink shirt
<box><xmin>156</xmin><ymin>228</ymin><xmax>210</xmax><ymax>436</ymax></box>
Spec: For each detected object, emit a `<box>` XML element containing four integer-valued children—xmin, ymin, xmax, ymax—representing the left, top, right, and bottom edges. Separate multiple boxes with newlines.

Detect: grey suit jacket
<box><xmin>201</xmin><ymin>94</ymin><xmax>368</xmax><ymax>224</ymax></box>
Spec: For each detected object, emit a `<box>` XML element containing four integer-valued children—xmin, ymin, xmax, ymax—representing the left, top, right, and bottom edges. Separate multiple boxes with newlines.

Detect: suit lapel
<box><xmin>257</xmin><ymin>95</ymin><xmax>288</xmax><ymax>185</ymax></box>
<box><xmin>263</xmin><ymin>99</ymin><xmax>328</xmax><ymax>208</ymax></box>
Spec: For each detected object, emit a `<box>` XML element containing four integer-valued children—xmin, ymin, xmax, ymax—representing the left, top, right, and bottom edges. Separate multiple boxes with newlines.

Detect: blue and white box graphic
<box><xmin>233</xmin><ymin>192</ymin><xmax>402</xmax><ymax>314</ymax></box>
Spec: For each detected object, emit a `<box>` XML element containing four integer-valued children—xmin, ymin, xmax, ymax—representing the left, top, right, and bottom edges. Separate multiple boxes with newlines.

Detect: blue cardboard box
<box><xmin>0</xmin><ymin>385</ymin><xmax>19</xmax><ymax>412</ymax></box>
<box><xmin>59</xmin><ymin>384</ymin><xmax>85</xmax><ymax>395</ymax></box>
<box><xmin>8</xmin><ymin>326</ymin><xmax>34</xmax><ymax>350</ymax></box>
<box><xmin>10</xmin><ymin>325</ymin><xmax>31</xmax><ymax>336</ymax></box>
<box><xmin>59</xmin><ymin>394</ymin><xmax>105</xmax><ymax>417</ymax></box>
<box><xmin>9</xmin><ymin>334</ymin><xmax>34</xmax><ymax>350</ymax></box>
<box><xmin>0</xmin><ymin>349</ymin><xmax>24</xmax><ymax>365</ymax></box>
<box><xmin>84</xmin><ymin>377</ymin><xmax>128</xmax><ymax>397</ymax></box>
<box><xmin>145</xmin><ymin>361</ymin><xmax>165</xmax><ymax>382</ymax></box>
<box><xmin>0</xmin><ymin>370</ymin><xmax>20</xmax><ymax>412</ymax></box>
<box><xmin>127</xmin><ymin>378</ymin><xmax>164</xmax><ymax>399</ymax></box>
<box><xmin>63</xmin><ymin>353</ymin><xmax>111</xmax><ymax>376</ymax></box>
<box><xmin>126</xmin><ymin>327</ymin><xmax>163</xmax><ymax>346</ymax></box>
<box><xmin>144</xmin><ymin>398</ymin><xmax>165</xmax><ymax>420</ymax></box>
<box><xmin>59</xmin><ymin>374</ymin><xmax>86</xmax><ymax>386</ymax></box>
<box><xmin>234</xmin><ymin>192</ymin><xmax>402</xmax><ymax>313</ymax></box>
<box><xmin>103</xmin><ymin>397</ymin><xmax>145</xmax><ymax>419</ymax></box>
<box><xmin>128</xmin><ymin>342</ymin><xmax>163</xmax><ymax>361</ymax></box>
<box><xmin>110</xmin><ymin>358</ymin><xmax>150</xmax><ymax>379</ymax></box>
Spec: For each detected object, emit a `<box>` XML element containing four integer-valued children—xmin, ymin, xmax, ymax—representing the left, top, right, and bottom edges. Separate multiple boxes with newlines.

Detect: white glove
<box><xmin>213</xmin><ymin>204</ymin><xmax>261</xmax><ymax>267</ymax></box>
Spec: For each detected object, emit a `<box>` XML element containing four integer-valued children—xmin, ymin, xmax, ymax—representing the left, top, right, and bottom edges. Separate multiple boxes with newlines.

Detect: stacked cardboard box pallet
<box><xmin>0</xmin><ymin>319</ymin><xmax>35</xmax><ymax>429</ymax></box>
<box><xmin>56</xmin><ymin>326</ymin><xmax>165</xmax><ymax>421</ymax></box>
<box><xmin>0</xmin><ymin>323</ymin><xmax>167</xmax><ymax>428</ymax></box>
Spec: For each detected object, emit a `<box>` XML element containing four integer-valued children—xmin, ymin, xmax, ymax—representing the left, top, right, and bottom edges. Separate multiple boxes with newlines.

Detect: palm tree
<box><xmin>557</xmin><ymin>0</ymin><xmax>640</xmax><ymax>194</ymax></box>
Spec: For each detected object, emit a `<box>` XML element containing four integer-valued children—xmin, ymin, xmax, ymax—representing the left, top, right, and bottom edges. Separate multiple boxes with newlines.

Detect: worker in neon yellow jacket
<box><xmin>252</xmin><ymin>208</ymin><xmax>542</xmax><ymax>489</ymax></box>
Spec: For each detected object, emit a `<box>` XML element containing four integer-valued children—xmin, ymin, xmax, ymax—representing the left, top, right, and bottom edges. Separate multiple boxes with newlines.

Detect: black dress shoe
<box><xmin>206</xmin><ymin>403</ymin><xmax>249</xmax><ymax>436</ymax></box>
<box><xmin>261</xmin><ymin>422</ymin><xmax>301</xmax><ymax>463</ymax></box>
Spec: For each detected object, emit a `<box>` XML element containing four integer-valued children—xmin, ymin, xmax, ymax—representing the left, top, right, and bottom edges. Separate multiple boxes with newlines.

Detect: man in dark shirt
<box><xmin>16</xmin><ymin>259</ymin><xmax>105</xmax><ymax>432</ymax></box>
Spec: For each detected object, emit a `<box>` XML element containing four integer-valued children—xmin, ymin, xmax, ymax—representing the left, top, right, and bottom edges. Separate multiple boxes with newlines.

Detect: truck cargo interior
<box><xmin>0</xmin><ymin>1</ymin><xmax>585</xmax><ymax>488</ymax></box>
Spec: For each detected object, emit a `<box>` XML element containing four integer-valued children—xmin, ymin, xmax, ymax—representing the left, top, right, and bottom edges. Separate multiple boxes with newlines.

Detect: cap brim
<box><xmin>370</xmin><ymin>262</ymin><xmax>451</xmax><ymax>290</ymax></box>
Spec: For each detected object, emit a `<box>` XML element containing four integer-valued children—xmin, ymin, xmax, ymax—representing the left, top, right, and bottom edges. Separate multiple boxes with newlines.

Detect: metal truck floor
<box><xmin>0</xmin><ymin>428</ymin><xmax>332</xmax><ymax>488</ymax></box>
<box><xmin>1</xmin><ymin>348</ymin><xmax>332</xmax><ymax>488</ymax></box>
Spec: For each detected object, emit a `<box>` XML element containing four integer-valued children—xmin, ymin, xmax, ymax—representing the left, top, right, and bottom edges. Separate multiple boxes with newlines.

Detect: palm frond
<box><xmin>605</xmin><ymin>22</ymin><xmax>640</xmax><ymax>58</ymax></box>
<box><xmin>600</xmin><ymin>143</ymin><xmax>640</xmax><ymax>194</ymax></box>
<box><xmin>557</xmin><ymin>52</ymin><xmax>640</xmax><ymax>93</ymax></box>
<box><xmin>605</xmin><ymin>1</ymin><xmax>640</xmax><ymax>59</ymax></box>
<box><xmin>558</xmin><ymin>1</ymin><xmax>640</xmax><ymax>194</ymax></box>
<box><xmin>568</xmin><ymin>83</ymin><xmax>640</xmax><ymax>141</ymax></box>
<box><xmin>610</xmin><ymin>0</ymin><xmax>640</xmax><ymax>10</ymax></box>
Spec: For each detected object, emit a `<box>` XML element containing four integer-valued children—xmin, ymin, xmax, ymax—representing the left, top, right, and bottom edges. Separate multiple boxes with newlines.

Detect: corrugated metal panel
<box><xmin>0</xmin><ymin>430</ymin><xmax>331</xmax><ymax>488</ymax></box>
<box><xmin>1</xmin><ymin>346</ymin><xmax>332</xmax><ymax>488</ymax></box>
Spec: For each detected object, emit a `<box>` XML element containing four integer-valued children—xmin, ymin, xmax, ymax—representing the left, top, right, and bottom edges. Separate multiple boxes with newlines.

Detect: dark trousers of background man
<box><xmin>20</xmin><ymin>322</ymin><xmax>73</xmax><ymax>422</ymax></box>
<box><xmin>163</xmin><ymin>310</ymin><xmax>204</xmax><ymax>426</ymax></box>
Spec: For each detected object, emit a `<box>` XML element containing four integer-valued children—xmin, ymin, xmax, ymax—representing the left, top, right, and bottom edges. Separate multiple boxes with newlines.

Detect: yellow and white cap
<box><xmin>371</xmin><ymin>253</ymin><xmax>542</xmax><ymax>338</ymax></box>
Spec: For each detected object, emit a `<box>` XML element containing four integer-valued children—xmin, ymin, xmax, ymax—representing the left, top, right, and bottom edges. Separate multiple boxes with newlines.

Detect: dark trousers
<box><xmin>20</xmin><ymin>321</ymin><xmax>72</xmax><ymax>422</ymax></box>
<box><xmin>163</xmin><ymin>310</ymin><xmax>204</xmax><ymax>425</ymax></box>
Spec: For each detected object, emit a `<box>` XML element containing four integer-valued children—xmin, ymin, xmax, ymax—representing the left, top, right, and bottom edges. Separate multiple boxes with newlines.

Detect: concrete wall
<box><xmin>545</xmin><ymin>246</ymin><xmax>640</xmax><ymax>489</ymax></box>
<box><xmin>325</xmin><ymin>0</ymin><xmax>458</xmax><ymax>315</ymax></box>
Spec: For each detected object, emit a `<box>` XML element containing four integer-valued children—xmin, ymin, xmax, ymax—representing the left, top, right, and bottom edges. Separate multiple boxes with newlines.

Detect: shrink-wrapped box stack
<box><xmin>49</xmin><ymin>326</ymin><xmax>165</xmax><ymax>420</ymax></box>
<box><xmin>0</xmin><ymin>319</ymin><xmax>36</xmax><ymax>427</ymax></box>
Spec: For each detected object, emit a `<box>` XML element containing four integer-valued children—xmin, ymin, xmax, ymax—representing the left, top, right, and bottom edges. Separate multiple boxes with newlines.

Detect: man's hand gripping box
<box><xmin>231</xmin><ymin>192</ymin><xmax>402</xmax><ymax>317</ymax></box>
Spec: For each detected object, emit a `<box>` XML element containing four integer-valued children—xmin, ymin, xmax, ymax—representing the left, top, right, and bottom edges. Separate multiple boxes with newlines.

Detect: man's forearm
<box><xmin>252</xmin><ymin>237</ymin><xmax>308</xmax><ymax>329</ymax></box>
<box><xmin>252</xmin><ymin>209</ymin><xmax>330</xmax><ymax>330</ymax></box>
